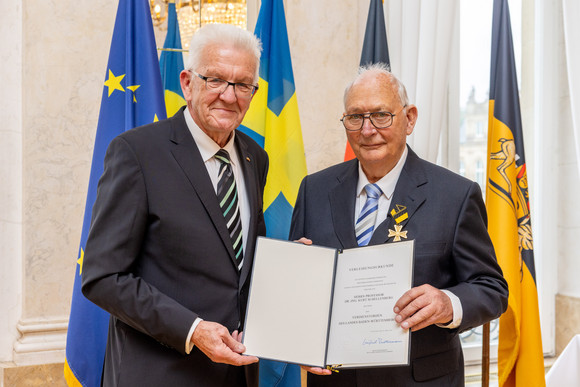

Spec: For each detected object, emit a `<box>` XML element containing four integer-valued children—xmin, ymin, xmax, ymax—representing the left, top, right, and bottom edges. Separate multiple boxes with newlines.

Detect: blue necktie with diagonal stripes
<box><xmin>355</xmin><ymin>183</ymin><xmax>383</xmax><ymax>246</ymax></box>
<box><xmin>215</xmin><ymin>149</ymin><xmax>243</xmax><ymax>270</ymax></box>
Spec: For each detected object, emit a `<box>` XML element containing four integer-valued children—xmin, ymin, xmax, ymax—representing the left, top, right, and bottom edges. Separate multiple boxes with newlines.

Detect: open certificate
<box><xmin>242</xmin><ymin>237</ymin><xmax>414</xmax><ymax>370</ymax></box>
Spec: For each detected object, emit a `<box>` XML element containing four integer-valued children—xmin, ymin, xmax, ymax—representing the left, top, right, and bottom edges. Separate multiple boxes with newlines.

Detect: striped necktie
<box><xmin>355</xmin><ymin>183</ymin><xmax>383</xmax><ymax>246</ymax></box>
<box><xmin>215</xmin><ymin>149</ymin><xmax>244</xmax><ymax>270</ymax></box>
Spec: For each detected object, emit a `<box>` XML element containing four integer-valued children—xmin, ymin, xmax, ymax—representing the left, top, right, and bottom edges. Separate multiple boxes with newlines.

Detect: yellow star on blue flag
<box><xmin>104</xmin><ymin>70</ymin><xmax>125</xmax><ymax>97</ymax></box>
<box><xmin>76</xmin><ymin>248</ymin><xmax>84</xmax><ymax>275</ymax></box>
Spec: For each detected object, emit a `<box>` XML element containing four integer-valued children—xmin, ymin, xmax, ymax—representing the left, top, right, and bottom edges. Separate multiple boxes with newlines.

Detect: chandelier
<box><xmin>150</xmin><ymin>0</ymin><xmax>247</xmax><ymax>50</ymax></box>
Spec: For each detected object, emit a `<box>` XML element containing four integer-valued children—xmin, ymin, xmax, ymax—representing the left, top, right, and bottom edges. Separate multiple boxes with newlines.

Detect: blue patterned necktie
<box><xmin>355</xmin><ymin>183</ymin><xmax>383</xmax><ymax>246</ymax></box>
<box><xmin>215</xmin><ymin>149</ymin><xmax>243</xmax><ymax>270</ymax></box>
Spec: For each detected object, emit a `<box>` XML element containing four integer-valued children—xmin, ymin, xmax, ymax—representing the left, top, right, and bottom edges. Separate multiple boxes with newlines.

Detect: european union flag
<box><xmin>64</xmin><ymin>1</ymin><xmax>166</xmax><ymax>385</ymax></box>
<box><xmin>159</xmin><ymin>1</ymin><xmax>186</xmax><ymax>117</ymax></box>
<box><xmin>239</xmin><ymin>0</ymin><xmax>306</xmax><ymax>385</ymax></box>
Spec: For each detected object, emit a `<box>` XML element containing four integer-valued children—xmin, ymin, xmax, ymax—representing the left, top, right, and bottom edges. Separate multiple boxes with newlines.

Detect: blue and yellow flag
<box><xmin>240</xmin><ymin>0</ymin><xmax>307</xmax><ymax>240</ymax></box>
<box><xmin>239</xmin><ymin>0</ymin><xmax>306</xmax><ymax>384</ymax></box>
<box><xmin>345</xmin><ymin>0</ymin><xmax>390</xmax><ymax>161</ymax></box>
<box><xmin>487</xmin><ymin>1</ymin><xmax>544</xmax><ymax>386</ymax></box>
<box><xmin>64</xmin><ymin>1</ymin><xmax>166</xmax><ymax>385</ymax></box>
<box><xmin>159</xmin><ymin>1</ymin><xmax>186</xmax><ymax>117</ymax></box>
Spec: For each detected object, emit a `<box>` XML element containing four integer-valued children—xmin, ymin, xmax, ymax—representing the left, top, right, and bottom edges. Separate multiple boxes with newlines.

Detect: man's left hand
<box><xmin>393</xmin><ymin>284</ymin><xmax>453</xmax><ymax>331</ymax></box>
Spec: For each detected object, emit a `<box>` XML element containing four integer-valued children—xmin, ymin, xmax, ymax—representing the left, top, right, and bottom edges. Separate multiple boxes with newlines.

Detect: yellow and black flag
<box><xmin>487</xmin><ymin>0</ymin><xmax>544</xmax><ymax>386</ymax></box>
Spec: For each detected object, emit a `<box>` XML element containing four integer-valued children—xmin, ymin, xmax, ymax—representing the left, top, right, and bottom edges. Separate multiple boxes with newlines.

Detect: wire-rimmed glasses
<box><xmin>192</xmin><ymin>71</ymin><xmax>258</xmax><ymax>99</ymax></box>
<box><xmin>341</xmin><ymin>105</ymin><xmax>407</xmax><ymax>131</ymax></box>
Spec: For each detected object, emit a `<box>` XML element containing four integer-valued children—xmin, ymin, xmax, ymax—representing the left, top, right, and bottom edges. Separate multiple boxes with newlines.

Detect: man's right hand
<box><xmin>191</xmin><ymin>321</ymin><xmax>259</xmax><ymax>366</ymax></box>
<box><xmin>295</xmin><ymin>237</ymin><xmax>313</xmax><ymax>245</ymax></box>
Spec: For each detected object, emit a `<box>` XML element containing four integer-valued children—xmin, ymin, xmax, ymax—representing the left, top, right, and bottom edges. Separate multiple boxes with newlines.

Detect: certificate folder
<box><xmin>242</xmin><ymin>237</ymin><xmax>414</xmax><ymax>370</ymax></box>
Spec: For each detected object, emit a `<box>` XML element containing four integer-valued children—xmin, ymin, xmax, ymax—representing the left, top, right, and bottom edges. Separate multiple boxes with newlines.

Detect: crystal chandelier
<box><xmin>150</xmin><ymin>0</ymin><xmax>247</xmax><ymax>50</ymax></box>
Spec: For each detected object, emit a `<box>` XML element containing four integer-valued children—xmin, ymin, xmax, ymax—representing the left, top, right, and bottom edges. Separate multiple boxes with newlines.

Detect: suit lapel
<box><xmin>329</xmin><ymin>160</ymin><xmax>359</xmax><ymax>249</ymax></box>
<box><xmin>235</xmin><ymin>135</ymin><xmax>260</xmax><ymax>287</ymax></box>
<box><xmin>168</xmin><ymin>110</ymin><xmax>238</xmax><ymax>267</ymax></box>
<box><xmin>370</xmin><ymin>147</ymin><xmax>427</xmax><ymax>245</ymax></box>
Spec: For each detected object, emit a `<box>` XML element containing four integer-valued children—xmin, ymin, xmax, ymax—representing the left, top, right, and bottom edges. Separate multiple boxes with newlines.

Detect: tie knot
<box><xmin>364</xmin><ymin>183</ymin><xmax>382</xmax><ymax>199</ymax></box>
<box><xmin>215</xmin><ymin>149</ymin><xmax>231</xmax><ymax>165</ymax></box>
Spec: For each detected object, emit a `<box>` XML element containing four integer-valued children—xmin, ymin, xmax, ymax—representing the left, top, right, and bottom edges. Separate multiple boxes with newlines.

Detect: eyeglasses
<box><xmin>192</xmin><ymin>71</ymin><xmax>258</xmax><ymax>99</ymax></box>
<box><xmin>341</xmin><ymin>105</ymin><xmax>407</xmax><ymax>131</ymax></box>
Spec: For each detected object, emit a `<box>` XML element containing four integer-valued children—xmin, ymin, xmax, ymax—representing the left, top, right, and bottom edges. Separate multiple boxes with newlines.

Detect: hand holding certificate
<box><xmin>241</xmin><ymin>237</ymin><xmax>414</xmax><ymax>370</ymax></box>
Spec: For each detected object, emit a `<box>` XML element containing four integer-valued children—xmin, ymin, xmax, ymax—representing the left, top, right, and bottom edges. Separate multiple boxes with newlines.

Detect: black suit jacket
<box><xmin>82</xmin><ymin>108</ymin><xmax>268</xmax><ymax>387</ymax></box>
<box><xmin>290</xmin><ymin>147</ymin><xmax>508</xmax><ymax>387</ymax></box>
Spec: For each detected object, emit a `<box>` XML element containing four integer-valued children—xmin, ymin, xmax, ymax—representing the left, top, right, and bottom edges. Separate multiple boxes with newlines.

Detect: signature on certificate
<box><xmin>362</xmin><ymin>337</ymin><xmax>402</xmax><ymax>346</ymax></box>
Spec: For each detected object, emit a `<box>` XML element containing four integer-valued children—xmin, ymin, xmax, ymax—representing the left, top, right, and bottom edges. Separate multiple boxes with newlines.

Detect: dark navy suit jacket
<box><xmin>82</xmin><ymin>108</ymin><xmax>268</xmax><ymax>386</ymax></box>
<box><xmin>290</xmin><ymin>146</ymin><xmax>508</xmax><ymax>387</ymax></box>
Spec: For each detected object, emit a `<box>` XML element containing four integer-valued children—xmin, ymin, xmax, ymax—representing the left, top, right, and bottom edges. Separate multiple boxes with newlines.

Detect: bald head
<box><xmin>343</xmin><ymin>63</ymin><xmax>410</xmax><ymax>109</ymax></box>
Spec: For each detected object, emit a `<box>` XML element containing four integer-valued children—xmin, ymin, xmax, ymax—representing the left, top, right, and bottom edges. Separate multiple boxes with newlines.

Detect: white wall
<box><xmin>0</xmin><ymin>0</ymin><xmax>23</xmax><ymax>363</ymax></box>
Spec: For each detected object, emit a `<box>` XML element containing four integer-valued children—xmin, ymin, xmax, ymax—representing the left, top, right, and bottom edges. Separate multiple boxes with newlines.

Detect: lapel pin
<box><xmin>390</xmin><ymin>204</ymin><xmax>409</xmax><ymax>224</ymax></box>
<box><xmin>246</xmin><ymin>156</ymin><xmax>251</xmax><ymax>162</ymax></box>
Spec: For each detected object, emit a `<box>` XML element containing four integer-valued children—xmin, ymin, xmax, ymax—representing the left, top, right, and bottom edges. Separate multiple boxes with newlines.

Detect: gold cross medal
<box><xmin>388</xmin><ymin>224</ymin><xmax>408</xmax><ymax>242</ymax></box>
<box><xmin>389</xmin><ymin>204</ymin><xmax>409</xmax><ymax>241</ymax></box>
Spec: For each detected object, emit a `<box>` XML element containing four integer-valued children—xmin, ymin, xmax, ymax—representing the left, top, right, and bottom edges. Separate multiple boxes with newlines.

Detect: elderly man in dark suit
<box><xmin>290</xmin><ymin>64</ymin><xmax>508</xmax><ymax>386</ymax></box>
<box><xmin>82</xmin><ymin>24</ymin><xmax>267</xmax><ymax>386</ymax></box>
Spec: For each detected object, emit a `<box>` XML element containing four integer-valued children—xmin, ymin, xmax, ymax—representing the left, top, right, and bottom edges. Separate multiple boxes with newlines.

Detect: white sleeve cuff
<box><xmin>185</xmin><ymin>317</ymin><xmax>203</xmax><ymax>354</ymax></box>
<box><xmin>437</xmin><ymin>290</ymin><xmax>463</xmax><ymax>329</ymax></box>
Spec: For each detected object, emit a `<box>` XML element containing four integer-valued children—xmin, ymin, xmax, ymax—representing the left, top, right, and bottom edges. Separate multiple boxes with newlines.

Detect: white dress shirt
<box><xmin>183</xmin><ymin>110</ymin><xmax>251</xmax><ymax>353</ymax></box>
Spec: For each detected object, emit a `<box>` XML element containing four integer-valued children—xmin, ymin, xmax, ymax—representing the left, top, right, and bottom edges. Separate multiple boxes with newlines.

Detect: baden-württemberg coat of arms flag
<box><xmin>239</xmin><ymin>0</ymin><xmax>306</xmax><ymax>385</ymax></box>
<box><xmin>64</xmin><ymin>1</ymin><xmax>166</xmax><ymax>385</ymax></box>
<box><xmin>486</xmin><ymin>0</ymin><xmax>544</xmax><ymax>386</ymax></box>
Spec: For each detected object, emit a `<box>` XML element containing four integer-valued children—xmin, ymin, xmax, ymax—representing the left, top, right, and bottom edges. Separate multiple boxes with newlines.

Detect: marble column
<box><xmin>0</xmin><ymin>0</ymin><xmax>23</xmax><ymax>366</ymax></box>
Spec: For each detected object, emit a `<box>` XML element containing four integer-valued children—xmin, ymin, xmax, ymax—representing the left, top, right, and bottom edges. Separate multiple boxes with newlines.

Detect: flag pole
<box><xmin>482</xmin><ymin>322</ymin><xmax>490</xmax><ymax>387</ymax></box>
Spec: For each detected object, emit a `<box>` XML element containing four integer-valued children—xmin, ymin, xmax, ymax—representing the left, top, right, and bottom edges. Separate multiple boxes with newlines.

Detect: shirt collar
<box><xmin>357</xmin><ymin>146</ymin><xmax>408</xmax><ymax>199</ymax></box>
<box><xmin>183</xmin><ymin>108</ymin><xmax>237</xmax><ymax>165</ymax></box>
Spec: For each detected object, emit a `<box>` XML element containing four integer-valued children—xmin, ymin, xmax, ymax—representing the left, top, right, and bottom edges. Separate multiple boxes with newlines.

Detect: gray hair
<box><xmin>185</xmin><ymin>24</ymin><xmax>262</xmax><ymax>83</ymax></box>
<box><xmin>343</xmin><ymin>63</ymin><xmax>410</xmax><ymax>108</ymax></box>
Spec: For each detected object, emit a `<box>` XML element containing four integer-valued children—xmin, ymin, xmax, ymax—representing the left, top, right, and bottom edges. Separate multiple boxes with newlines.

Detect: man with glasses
<box><xmin>82</xmin><ymin>24</ymin><xmax>266</xmax><ymax>386</ymax></box>
<box><xmin>290</xmin><ymin>64</ymin><xmax>508</xmax><ymax>386</ymax></box>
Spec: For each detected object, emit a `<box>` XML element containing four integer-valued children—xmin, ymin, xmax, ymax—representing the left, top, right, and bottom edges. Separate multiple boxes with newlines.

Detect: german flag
<box><xmin>486</xmin><ymin>0</ymin><xmax>545</xmax><ymax>386</ymax></box>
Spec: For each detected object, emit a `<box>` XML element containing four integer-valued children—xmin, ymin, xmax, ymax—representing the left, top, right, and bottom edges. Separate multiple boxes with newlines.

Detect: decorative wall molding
<box><xmin>13</xmin><ymin>318</ymin><xmax>68</xmax><ymax>366</ymax></box>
